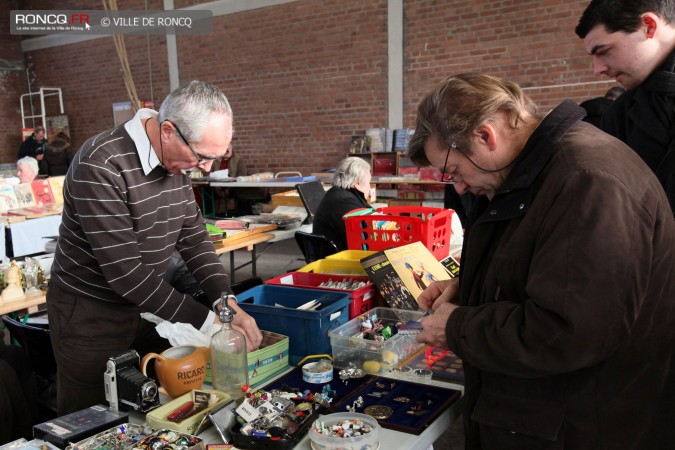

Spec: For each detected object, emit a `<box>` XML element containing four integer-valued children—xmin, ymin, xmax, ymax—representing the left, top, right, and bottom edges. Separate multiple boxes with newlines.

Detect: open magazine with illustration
<box><xmin>360</xmin><ymin>241</ymin><xmax>464</xmax><ymax>383</ymax></box>
<box><xmin>360</xmin><ymin>241</ymin><xmax>457</xmax><ymax>311</ymax></box>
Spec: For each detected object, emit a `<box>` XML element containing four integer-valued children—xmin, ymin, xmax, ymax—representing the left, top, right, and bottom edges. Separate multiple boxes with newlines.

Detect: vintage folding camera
<box><xmin>104</xmin><ymin>349</ymin><xmax>160</xmax><ymax>413</ymax></box>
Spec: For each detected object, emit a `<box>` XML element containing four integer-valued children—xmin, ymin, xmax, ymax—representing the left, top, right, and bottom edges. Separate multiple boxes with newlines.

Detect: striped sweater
<box><xmin>51</xmin><ymin>122</ymin><xmax>226</xmax><ymax>330</ymax></box>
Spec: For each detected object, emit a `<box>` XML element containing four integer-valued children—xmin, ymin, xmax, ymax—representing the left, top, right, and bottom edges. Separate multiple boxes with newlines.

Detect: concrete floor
<box><xmin>222</xmin><ymin>236</ymin><xmax>466</xmax><ymax>449</ymax></box>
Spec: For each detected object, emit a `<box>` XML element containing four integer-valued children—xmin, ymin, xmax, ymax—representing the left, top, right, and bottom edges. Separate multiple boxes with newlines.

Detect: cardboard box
<box><xmin>205</xmin><ymin>331</ymin><xmax>289</xmax><ymax>387</ymax></box>
<box><xmin>271</xmin><ymin>190</ymin><xmax>303</xmax><ymax>207</ymax></box>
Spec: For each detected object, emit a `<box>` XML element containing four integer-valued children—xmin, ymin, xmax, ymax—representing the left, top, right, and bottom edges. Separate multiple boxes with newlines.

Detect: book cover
<box><xmin>49</xmin><ymin>176</ymin><xmax>66</xmax><ymax>204</ymax></box>
<box><xmin>13</xmin><ymin>183</ymin><xmax>36</xmax><ymax>208</ymax></box>
<box><xmin>361</xmin><ymin>242</ymin><xmax>454</xmax><ymax>310</ymax></box>
<box><xmin>31</xmin><ymin>179</ymin><xmax>56</xmax><ymax>205</ymax></box>
<box><xmin>361</xmin><ymin>251</ymin><xmax>419</xmax><ymax>311</ymax></box>
<box><xmin>0</xmin><ymin>184</ymin><xmax>19</xmax><ymax>212</ymax></box>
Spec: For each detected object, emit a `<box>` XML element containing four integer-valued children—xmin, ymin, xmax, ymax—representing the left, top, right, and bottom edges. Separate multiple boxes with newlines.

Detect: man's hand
<box><xmin>36</xmin><ymin>154</ymin><xmax>44</xmax><ymax>161</ymax></box>
<box><xmin>415</xmin><ymin>302</ymin><xmax>458</xmax><ymax>349</ymax></box>
<box><xmin>231</xmin><ymin>300</ymin><xmax>263</xmax><ymax>351</ymax></box>
<box><xmin>417</xmin><ymin>278</ymin><xmax>459</xmax><ymax>311</ymax></box>
<box><xmin>211</xmin><ymin>300</ymin><xmax>263</xmax><ymax>351</ymax></box>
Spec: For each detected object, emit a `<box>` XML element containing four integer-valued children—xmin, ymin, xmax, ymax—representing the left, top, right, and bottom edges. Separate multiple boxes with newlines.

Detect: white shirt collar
<box><xmin>125</xmin><ymin>108</ymin><xmax>162</xmax><ymax>176</ymax></box>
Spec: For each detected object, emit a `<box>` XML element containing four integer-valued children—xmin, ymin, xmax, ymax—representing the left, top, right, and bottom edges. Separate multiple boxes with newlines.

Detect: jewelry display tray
<box><xmin>331</xmin><ymin>378</ymin><xmax>461</xmax><ymax>435</ymax></box>
<box><xmin>229</xmin><ymin>368</ymin><xmax>374</xmax><ymax>450</ymax></box>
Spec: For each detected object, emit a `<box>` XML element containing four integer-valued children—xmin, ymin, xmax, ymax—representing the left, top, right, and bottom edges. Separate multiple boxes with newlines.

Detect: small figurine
<box><xmin>1</xmin><ymin>261</ymin><xmax>24</xmax><ymax>303</ymax></box>
<box><xmin>360</xmin><ymin>314</ymin><xmax>374</xmax><ymax>331</ymax></box>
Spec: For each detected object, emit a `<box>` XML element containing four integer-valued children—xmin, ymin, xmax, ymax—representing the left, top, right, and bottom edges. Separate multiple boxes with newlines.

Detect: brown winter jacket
<box><xmin>449</xmin><ymin>101</ymin><xmax>675</xmax><ymax>450</ymax></box>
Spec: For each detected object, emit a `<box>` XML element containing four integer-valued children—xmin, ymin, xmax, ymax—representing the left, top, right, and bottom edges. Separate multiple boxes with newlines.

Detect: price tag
<box><xmin>235</xmin><ymin>400</ymin><xmax>259</xmax><ymax>422</ymax></box>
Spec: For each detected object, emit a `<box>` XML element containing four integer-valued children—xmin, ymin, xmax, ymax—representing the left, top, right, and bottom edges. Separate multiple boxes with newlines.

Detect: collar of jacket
<box><xmin>347</xmin><ymin>187</ymin><xmax>368</xmax><ymax>203</ymax></box>
<box><xmin>474</xmin><ymin>100</ymin><xmax>585</xmax><ymax>224</ymax></box>
<box><xmin>643</xmin><ymin>47</ymin><xmax>675</xmax><ymax>95</ymax></box>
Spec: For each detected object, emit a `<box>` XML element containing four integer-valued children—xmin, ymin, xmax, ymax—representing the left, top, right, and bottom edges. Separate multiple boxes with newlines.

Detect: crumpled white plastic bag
<box><xmin>141</xmin><ymin>312</ymin><xmax>220</xmax><ymax>347</ymax></box>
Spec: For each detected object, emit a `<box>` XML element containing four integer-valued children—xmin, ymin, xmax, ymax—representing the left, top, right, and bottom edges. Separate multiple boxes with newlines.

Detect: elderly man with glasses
<box><xmin>48</xmin><ymin>80</ymin><xmax>262</xmax><ymax>415</ymax></box>
<box><xmin>408</xmin><ymin>73</ymin><xmax>675</xmax><ymax>449</ymax></box>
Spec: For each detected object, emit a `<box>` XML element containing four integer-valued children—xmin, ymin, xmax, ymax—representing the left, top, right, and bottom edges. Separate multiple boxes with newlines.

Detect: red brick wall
<box><xmin>404</xmin><ymin>0</ymin><xmax>608</xmax><ymax>123</ymax></box>
<box><xmin>4</xmin><ymin>0</ymin><xmax>611</xmax><ymax>173</ymax></box>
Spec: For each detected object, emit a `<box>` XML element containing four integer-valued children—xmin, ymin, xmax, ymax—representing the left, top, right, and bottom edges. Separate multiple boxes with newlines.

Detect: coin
<box><xmin>296</xmin><ymin>402</ymin><xmax>313</xmax><ymax>412</ymax></box>
<box><xmin>364</xmin><ymin>404</ymin><xmax>394</xmax><ymax>420</ymax></box>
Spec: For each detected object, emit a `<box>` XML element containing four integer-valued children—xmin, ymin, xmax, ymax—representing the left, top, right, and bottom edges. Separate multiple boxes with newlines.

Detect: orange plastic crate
<box><xmin>344</xmin><ymin>206</ymin><xmax>453</xmax><ymax>259</ymax></box>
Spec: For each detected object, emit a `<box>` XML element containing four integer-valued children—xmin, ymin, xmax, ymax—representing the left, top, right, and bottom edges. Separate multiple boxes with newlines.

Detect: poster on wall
<box><xmin>113</xmin><ymin>100</ymin><xmax>155</xmax><ymax>126</ymax></box>
<box><xmin>45</xmin><ymin>115</ymin><xmax>72</xmax><ymax>163</ymax></box>
<box><xmin>113</xmin><ymin>102</ymin><xmax>134</xmax><ymax>126</ymax></box>
<box><xmin>21</xmin><ymin>128</ymin><xmax>34</xmax><ymax>142</ymax></box>
<box><xmin>46</xmin><ymin>115</ymin><xmax>70</xmax><ymax>141</ymax></box>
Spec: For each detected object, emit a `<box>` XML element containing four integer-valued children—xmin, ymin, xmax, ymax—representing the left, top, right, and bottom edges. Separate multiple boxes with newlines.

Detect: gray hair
<box><xmin>158</xmin><ymin>80</ymin><xmax>233</xmax><ymax>143</ymax></box>
<box><xmin>333</xmin><ymin>157</ymin><xmax>371</xmax><ymax>189</ymax></box>
<box><xmin>17</xmin><ymin>156</ymin><xmax>39</xmax><ymax>175</ymax></box>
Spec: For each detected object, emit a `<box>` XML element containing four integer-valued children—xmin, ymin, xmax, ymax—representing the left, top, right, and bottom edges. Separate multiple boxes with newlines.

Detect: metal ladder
<box><xmin>20</xmin><ymin>87</ymin><xmax>64</xmax><ymax>137</ymax></box>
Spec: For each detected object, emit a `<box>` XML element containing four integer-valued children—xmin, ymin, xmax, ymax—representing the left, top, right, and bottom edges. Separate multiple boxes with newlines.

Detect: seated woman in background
<box><xmin>17</xmin><ymin>156</ymin><xmax>39</xmax><ymax>184</ymax></box>
<box><xmin>313</xmin><ymin>157</ymin><xmax>372</xmax><ymax>250</ymax></box>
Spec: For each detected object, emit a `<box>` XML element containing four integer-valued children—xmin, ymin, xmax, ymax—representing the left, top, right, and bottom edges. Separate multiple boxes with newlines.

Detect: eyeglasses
<box><xmin>167</xmin><ymin>121</ymin><xmax>219</xmax><ymax>165</ymax></box>
<box><xmin>440</xmin><ymin>143</ymin><xmax>459</xmax><ymax>184</ymax></box>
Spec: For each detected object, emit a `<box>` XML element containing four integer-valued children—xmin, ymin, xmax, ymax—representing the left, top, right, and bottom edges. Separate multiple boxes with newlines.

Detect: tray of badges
<box><xmin>66</xmin><ymin>424</ymin><xmax>203</xmax><ymax>450</ymax></box>
<box><xmin>330</xmin><ymin>378</ymin><xmax>461</xmax><ymax>435</ymax></box>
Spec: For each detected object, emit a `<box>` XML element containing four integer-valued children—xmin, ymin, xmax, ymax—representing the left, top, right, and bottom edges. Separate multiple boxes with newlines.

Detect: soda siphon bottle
<box><xmin>210</xmin><ymin>293</ymin><xmax>248</xmax><ymax>402</ymax></box>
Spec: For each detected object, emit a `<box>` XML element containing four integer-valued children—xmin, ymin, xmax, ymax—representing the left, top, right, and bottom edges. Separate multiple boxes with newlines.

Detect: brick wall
<box><xmin>0</xmin><ymin>0</ymin><xmax>29</xmax><ymax>163</ymax></box>
<box><xmin>3</xmin><ymin>0</ymin><xmax>610</xmax><ymax>173</ymax></box>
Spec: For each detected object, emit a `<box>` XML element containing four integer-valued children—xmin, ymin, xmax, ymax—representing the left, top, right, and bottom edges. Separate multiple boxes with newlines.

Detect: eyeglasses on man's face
<box><xmin>440</xmin><ymin>143</ymin><xmax>459</xmax><ymax>184</ymax></box>
<box><xmin>167</xmin><ymin>121</ymin><xmax>220</xmax><ymax>165</ymax></box>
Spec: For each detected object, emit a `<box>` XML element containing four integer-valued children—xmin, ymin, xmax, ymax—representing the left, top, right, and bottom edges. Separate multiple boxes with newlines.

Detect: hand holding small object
<box><xmin>417</xmin><ymin>279</ymin><xmax>459</xmax><ymax>312</ymax></box>
<box><xmin>415</xmin><ymin>302</ymin><xmax>458</xmax><ymax>349</ymax></box>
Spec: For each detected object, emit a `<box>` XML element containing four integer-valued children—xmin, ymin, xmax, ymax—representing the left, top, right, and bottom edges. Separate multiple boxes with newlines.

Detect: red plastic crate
<box><xmin>344</xmin><ymin>206</ymin><xmax>453</xmax><ymax>259</ymax></box>
<box><xmin>265</xmin><ymin>272</ymin><xmax>376</xmax><ymax>319</ymax></box>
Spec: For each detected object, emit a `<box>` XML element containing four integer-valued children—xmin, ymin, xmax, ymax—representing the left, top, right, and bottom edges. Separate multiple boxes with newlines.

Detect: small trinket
<box><xmin>339</xmin><ymin>366</ymin><xmax>366</xmax><ymax>384</ymax></box>
<box><xmin>363</xmin><ymin>404</ymin><xmax>394</xmax><ymax>420</ymax></box>
<box><xmin>410</xmin><ymin>400</ymin><xmax>424</xmax><ymax>411</ymax></box>
<box><xmin>346</xmin><ymin>396</ymin><xmax>364</xmax><ymax>412</ymax></box>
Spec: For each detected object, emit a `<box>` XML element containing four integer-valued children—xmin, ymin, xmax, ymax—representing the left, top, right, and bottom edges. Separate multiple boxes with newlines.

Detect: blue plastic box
<box><xmin>236</xmin><ymin>285</ymin><xmax>351</xmax><ymax>365</ymax></box>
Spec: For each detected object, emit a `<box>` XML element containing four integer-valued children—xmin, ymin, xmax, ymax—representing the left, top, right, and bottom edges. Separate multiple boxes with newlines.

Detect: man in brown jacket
<box><xmin>409</xmin><ymin>73</ymin><xmax>675</xmax><ymax>449</ymax></box>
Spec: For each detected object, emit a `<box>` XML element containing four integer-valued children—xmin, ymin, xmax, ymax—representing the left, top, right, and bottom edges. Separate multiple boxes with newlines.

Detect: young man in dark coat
<box><xmin>576</xmin><ymin>0</ymin><xmax>675</xmax><ymax>216</ymax></box>
<box><xmin>578</xmin><ymin>86</ymin><xmax>625</xmax><ymax>128</ymax></box>
<box><xmin>409</xmin><ymin>73</ymin><xmax>675</xmax><ymax>449</ymax></box>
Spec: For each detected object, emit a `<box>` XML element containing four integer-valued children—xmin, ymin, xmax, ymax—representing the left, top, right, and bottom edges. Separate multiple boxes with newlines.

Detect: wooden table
<box><xmin>213</xmin><ymin>233</ymin><xmax>275</xmax><ymax>282</ymax></box>
<box><xmin>0</xmin><ymin>232</ymin><xmax>275</xmax><ymax>316</ymax></box>
<box><xmin>0</xmin><ymin>293</ymin><xmax>46</xmax><ymax>316</ymax></box>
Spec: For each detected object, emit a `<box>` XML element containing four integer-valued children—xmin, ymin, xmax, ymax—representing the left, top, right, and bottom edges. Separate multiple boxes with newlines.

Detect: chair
<box><xmin>294</xmin><ymin>230</ymin><xmax>339</xmax><ymax>263</ymax></box>
<box><xmin>2</xmin><ymin>311</ymin><xmax>58</xmax><ymax>419</ymax></box>
<box><xmin>295</xmin><ymin>180</ymin><xmax>327</xmax><ymax>224</ymax></box>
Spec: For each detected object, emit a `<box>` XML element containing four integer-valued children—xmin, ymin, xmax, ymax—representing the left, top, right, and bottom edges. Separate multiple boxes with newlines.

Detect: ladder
<box><xmin>20</xmin><ymin>87</ymin><xmax>64</xmax><ymax>138</ymax></box>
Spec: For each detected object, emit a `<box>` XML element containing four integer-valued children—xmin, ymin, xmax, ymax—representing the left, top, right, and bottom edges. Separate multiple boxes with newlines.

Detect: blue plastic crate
<box><xmin>236</xmin><ymin>285</ymin><xmax>351</xmax><ymax>365</ymax></box>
